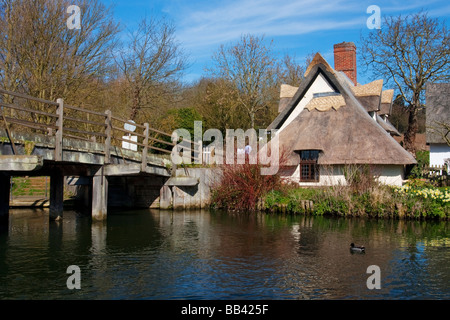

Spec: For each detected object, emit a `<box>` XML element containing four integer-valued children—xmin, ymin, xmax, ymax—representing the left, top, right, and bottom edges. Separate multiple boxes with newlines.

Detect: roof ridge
<box><xmin>280</xmin><ymin>84</ymin><xmax>298</xmax><ymax>98</ymax></box>
<box><xmin>381</xmin><ymin>89</ymin><xmax>394</xmax><ymax>104</ymax></box>
<box><xmin>305</xmin><ymin>94</ymin><xmax>346</xmax><ymax>112</ymax></box>
<box><xmin>351</xmin><ymin>79</ymin><xmax>383</xmax><ymax>97</ymax></box>
<box><xmin>303</xmin><ymin>52</ymin><xmax>335</xmax><ymax>78</ymax></box>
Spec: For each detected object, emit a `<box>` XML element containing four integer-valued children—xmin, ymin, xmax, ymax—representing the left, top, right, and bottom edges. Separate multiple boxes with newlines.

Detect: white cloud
<box><xmin>173</xmin><ymin>0</ymin><xmax>364</xmax><ymax>50</ymax></box>
<box><xmin>143</xmin><ymin>0</ymin><xmax>450</xmax><ymax>82</ymax></box>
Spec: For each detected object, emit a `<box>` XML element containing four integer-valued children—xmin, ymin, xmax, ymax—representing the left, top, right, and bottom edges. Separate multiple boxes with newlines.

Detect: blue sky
<box><xmin>102</xmin><ymin>0</ymin><xmax>450</xmax><ymax>85</ymax></box>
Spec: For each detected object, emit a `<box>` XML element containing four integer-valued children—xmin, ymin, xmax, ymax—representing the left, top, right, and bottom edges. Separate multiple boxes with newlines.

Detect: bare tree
<box><xmin>430</xmin><ymin>121</ymin><xmax>450</xmax><ymax>146</ymax></box>
<box><xmin>116</xmin><ymin>16</ymin><xmax>188</xmax><ymax>122</ymax></box>
<box><xmin>361</xmin><ymin>11</ymin><xmax>449</xmax><ymax>154</ymax></box>
<box><xmin>0</xmin><ymin>0</ymin><xmax>119</xmax><ymax>108</ymax></box>
<box><xmin>200</xmin><ymin>77</ymin><xmax>249</xmax><ymax>133</ymax></box>
<box><xmin>0</xmin><ymin>0</ymin><xmax>22</xmax><ymax>95</ymax></box>
<box><xmin>209</xmin><ymin>34</ymin><xmax>277</xmax><ymax>129</ymax></box>
<box><xmin>277</xmin><ymin>53</ymin><xmax>309</xmax><ymax>87</ymax></box>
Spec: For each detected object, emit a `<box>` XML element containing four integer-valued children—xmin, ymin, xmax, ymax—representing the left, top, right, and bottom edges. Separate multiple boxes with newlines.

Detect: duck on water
<box><xmin>350</xmin><ymin>243</ymin><xmax>365</xmax><ymax>253</ymax></box>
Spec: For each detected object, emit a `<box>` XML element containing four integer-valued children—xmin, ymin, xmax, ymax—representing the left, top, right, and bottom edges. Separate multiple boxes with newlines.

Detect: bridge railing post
<box><xmin>55</xmin><ymin>98</ymin><xmax>64</xmax><ymax>161</ymax></box>
<box><xmin>142</xmin><ymin>123</ymin><xmax>149</xmax><ymax>171</ymax></box>
<box><xmin>105</xmin><ymin>110</ymin><xmax>112</xmax><ymax>164</ymax></box>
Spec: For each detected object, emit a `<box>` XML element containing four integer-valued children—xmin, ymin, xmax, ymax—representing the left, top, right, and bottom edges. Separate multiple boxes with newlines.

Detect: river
<box><xmin>0</xmin><ymin>208</ymin><xmax>448</xmax><ymax>300</ymax></box>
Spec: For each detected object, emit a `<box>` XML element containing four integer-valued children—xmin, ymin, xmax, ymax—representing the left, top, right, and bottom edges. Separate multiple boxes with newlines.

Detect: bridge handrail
<box><xmin>110</xmin><ymin>115</ymin><xmax>146</xmax><ymax>130</ymax></box>
<box><xmin>0</xmin><ymin>88</ymin><xmax>59</xmax><ymax>106</ymax></box>
<box><xmin>0</xmin><ymin>101</ymin><xmax>59</xmax><ymax>119</ymax></box>
<box><xmin>64</xmin><ymin>103</ymin><xmax>108</xmax><ymax>117</ymax></box>
<box><xmin>0</xmin><ymin>87</ymin><xmax>201</xmax><ymax>165</ymax></box>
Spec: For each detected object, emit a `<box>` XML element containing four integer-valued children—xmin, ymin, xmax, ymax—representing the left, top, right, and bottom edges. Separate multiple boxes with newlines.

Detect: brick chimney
<box><xmin>333</xmin><ymin>42</ymin><xmax>357</xmax><ymax>86</ymax></box>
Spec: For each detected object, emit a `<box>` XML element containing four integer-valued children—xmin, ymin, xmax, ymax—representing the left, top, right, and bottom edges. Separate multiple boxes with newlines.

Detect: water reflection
<box><xmin>0</xmin><ymin>208</ymin><xmax>448</xmax><ymax>300</ymax></box>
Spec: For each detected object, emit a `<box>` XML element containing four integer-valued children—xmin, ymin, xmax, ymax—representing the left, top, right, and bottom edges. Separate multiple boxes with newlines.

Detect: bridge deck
<box><xmin>0</xmin><ymin>87</ymin><xmax>201</xmax><ymax>223</ymax></box>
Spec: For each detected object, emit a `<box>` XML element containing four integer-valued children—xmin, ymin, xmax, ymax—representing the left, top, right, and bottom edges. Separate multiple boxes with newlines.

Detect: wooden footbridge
<box><xmin>0</xmin><ymin>88</ymin><xmax>200</xmax><ymax>223</ymax></box>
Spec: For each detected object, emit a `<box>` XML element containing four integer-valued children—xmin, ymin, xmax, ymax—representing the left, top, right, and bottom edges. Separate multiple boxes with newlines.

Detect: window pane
<box><xmin>299</xmin><ymin>150</ymin><xmax>320</xmax><ymax>182</ymax></box>
<box><xmin>300</xmin><ymin>150</ymin><xmax>319</xmax><ymax>161</ymax></box>
<box><xmin>301</xmin><ymin>164</ymin><xmax>309</xmax><ymax>179</ymax></box>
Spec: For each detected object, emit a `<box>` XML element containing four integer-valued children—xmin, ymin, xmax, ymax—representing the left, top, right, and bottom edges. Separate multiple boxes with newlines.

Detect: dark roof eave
<box><xmin>317</xmin><ymin>160</ymin><xmax>417</xmax><ymax>165</ymax></box>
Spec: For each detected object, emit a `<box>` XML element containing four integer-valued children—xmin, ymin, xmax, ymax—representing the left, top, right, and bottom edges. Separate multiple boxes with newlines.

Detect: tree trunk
<box><xmin>130</xmin><ymin>86</ymin><xmax>140</xmax><ymax>121</ymax></box>
<box><xmin>403</xmin><ymin>104</ymin><xmax>418</xmax><ymax>156</ymax></box>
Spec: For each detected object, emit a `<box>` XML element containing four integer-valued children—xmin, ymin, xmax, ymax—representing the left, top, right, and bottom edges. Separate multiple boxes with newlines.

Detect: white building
<box><xmin>264</xmin><ymin>42</ymin><xmax>416</xmax><ymax>187</ymax></box>
<box><xmin>426</xmin><ymin>83</ymin><xmax>450</xmax><ymax>171</ymax></box>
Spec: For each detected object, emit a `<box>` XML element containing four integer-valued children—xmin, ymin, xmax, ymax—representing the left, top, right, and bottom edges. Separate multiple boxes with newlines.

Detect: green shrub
<box><xmin>409</xmin><ymin>150</ymin><xmax>430</xmax><ymax>179</ymax></box>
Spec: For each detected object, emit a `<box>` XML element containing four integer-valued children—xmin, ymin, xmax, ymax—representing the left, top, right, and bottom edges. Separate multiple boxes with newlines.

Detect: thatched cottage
<box><xmin>426</xmin><ymin>83</ymin><xmax>450</xmax><ymax>169</ymax></box>
<box><xmin>266</xmin><ymin>42</ymin><xmax>416</xmax><ymax>186</ymax></box>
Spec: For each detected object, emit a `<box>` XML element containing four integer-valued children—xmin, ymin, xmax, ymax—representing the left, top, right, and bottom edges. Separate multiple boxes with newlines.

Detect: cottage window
<box><xmin>299</xmin><ymin>150</ymin><xmax>319</xmax><ymax>182</ymax></box>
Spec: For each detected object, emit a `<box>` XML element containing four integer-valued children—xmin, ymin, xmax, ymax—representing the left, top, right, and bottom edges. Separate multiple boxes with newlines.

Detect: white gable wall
<box><xmin>430</xmin><ymin>143</ymin><xmax>450</xmax><ymax>169</ymax></box>
<box><xmin>278</xmin><ymin>73</ymin><xmax>335</xmax><ymax>133</ymax></box>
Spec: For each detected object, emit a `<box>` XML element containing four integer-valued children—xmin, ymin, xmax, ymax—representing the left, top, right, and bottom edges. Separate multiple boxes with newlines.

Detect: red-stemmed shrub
<box><xmin>211</xmin><ymin>147</ymin><xmax>290</xmax><ymax>212</ymax></box>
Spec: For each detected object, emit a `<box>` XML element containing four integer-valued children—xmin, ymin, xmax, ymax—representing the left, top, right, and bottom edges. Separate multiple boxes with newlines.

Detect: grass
<box><xmin>259</xmin><ymin>182</ymin><xmax>449</xmax><ymax>220</ymax></box>
<box><xmin>11</xmin><ymin>177</ymin><xmax>47</xmax><ymax>197</ymax></box>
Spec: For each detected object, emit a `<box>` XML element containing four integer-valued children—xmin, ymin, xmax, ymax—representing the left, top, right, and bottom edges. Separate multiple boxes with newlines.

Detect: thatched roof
<box><xmin>304</xmin><ymin>53</ymin><xmax>335</xmax><ymax>78</ymax></box>
<box><xmin>351</xmin><ymin>80</ymin><xmax>383</xmax><ymax>112</ymax></box>
<box><xmin>376</xmin><ymin>115</ymin><xmax>400</xmax><ymax>136</ymax></box>
<box><xmin>278</xmin><ymin>84</ymin><xmax>298</xmax><ymax>113</ymax></box>
<box><xmin>305</xmin><ymin>95</ymin><xmax>346</xmax><ymax>112</ymax></box>
<box><xmin>268</xmin><ymin>53</ymin><xmax>340</xmax><ymax>131</ymax></box>
<box><xmin>280</xmin><ymin>84</ymin><xmax>298</xmax><ymax>98</ymax></box>
<box><xmin>352</xmin><ymin>80</ymin><xmax>383</xmax><ymax>96</ymax></box>
<box><xmin>381</xmin><ymin>89</ymin><xmax>394</xmax><ymax>103</ymax></box>
<box><xmin>426</xmin><ymin>83</ymin><xmax>450</xmax><ymax>144</ymax></box>
<box><xmin>379</xmin><ymin>89</ymin><xmax>394</xmax><ymax>116</ymax></box>
<box><xmin>267</xmin><ymin>53</ymin><xmax>416</xmax><ymax>166</ymax></box>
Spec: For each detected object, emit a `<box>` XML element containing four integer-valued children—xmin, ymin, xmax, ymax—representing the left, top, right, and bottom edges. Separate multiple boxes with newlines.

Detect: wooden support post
<box><xmin>55</xmin><ymin>98</ymin><xmax>64</xmax><ymax>161</ymax></box>
<box><xmin>104</xmin><ymin>110</ymin><xmax>112</xmax><ymax>164</ymax></box>
<box><xmin>49</xmin><ymin>168</ymin><xmax>64</xmax><ymax>221</ymax></box>
<box><xmin>0</xmin><ymin>173</ymin><xmax>10</xmax><ymax>225</ymax></box>
<box><xmin>142</xmin><ymin>123</ymin><xmax>149</xmax><ymax>171</ymax></box>
<box><xmin>92</xmin><ymin>167</ymin><xmax>108</xmax><ymax>221</ymax></box>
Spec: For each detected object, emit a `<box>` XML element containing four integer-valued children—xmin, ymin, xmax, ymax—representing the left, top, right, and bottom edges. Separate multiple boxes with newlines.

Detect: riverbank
<box><xmin>261</xmin><ymin>182</ymin><xmax>450</xmax><ymax>220</ymax></box>
<box><xmin>209</xmin><ymin>161</ymin><xmax>449</xmax><ymax>220</ymax></box>
<box><xmin>211</xmin><ymin>176</ymin><xmax>449</xmax><ymax>220</ymax></box>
